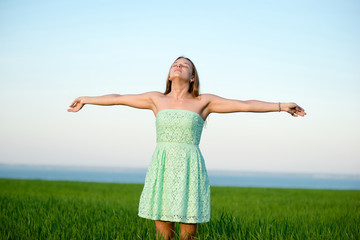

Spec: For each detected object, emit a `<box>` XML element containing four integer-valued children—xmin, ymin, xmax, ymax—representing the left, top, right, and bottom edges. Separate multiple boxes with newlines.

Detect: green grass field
<box><xmin>0</xmin><ymin>179</ymin><xmax>359</xmax><ymax>239</ymax></box>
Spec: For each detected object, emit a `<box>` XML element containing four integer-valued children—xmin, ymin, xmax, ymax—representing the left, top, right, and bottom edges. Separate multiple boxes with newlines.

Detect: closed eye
<box><xmin>172</xmin><ymin>63</ymin><xmax>189</xmax><ymax>68</ymax></box>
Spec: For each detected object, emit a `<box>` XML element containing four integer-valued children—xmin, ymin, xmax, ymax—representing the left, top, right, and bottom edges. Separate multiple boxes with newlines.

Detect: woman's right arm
<box><xmin>67</xmin><ymin>92</ymin><xmax>160</xmax><ymax>112</ymax></box>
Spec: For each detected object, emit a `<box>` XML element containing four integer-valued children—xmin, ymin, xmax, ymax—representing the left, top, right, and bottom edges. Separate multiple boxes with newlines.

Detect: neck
<box><xmin>169</xmin><ymin>79</ymin><xmax>191</xmax><ymax>99</ymax></box>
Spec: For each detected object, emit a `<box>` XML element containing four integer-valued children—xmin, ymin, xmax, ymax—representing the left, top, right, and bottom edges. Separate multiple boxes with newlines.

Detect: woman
<box><xmin>68</xmin><ymin>56</ymin><xmax>306</xmax><ymax>239</ymax></box>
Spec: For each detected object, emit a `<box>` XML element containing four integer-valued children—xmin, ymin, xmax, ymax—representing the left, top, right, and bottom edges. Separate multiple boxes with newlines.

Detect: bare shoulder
<box><xmin>141</xmin><ymin>91</ymin><xmax>164</xmax><ymax>99</ymax></box>
<box><xmin>143</xmin><ymin>91</ymin><xmax>163</xmax><ymax>96</ymax></box>
<box><xmin>199</xmin><ymin>93</ymin><xmax>223</xmax><ymax>102</ymax></box>
<box><xmin>198</xmin><ymin>94</ymin><xmax>221</xmax><ymax>115</ymax></box>
<box><xmin>146</xmin><ymin>91</ymin><xmax>165</xmax><ymax>107</ymax></box>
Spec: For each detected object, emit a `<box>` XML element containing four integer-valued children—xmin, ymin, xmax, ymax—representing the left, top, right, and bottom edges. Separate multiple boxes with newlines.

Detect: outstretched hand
<box><xmin>68</xmin><ymin>98</ymin><xmax>84</xmax><ymax>112</ymax></box>
<box><xmin>283</xmin><ymin>103</ymin><xmax>306</xmax><ymax>117</ymax></box>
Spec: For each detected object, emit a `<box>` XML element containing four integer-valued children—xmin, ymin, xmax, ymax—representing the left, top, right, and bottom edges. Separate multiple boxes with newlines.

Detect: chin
<box><xmin>171</xmin><ymin>76</ymin><xmax>188</xmax><ymax>81</ymax></box>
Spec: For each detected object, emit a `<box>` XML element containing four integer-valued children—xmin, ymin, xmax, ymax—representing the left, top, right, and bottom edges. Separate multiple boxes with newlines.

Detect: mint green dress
<box><xmin>138</xmin><ymin>109</ymin><xmax>211</xmax><ymax>223</ymax></box>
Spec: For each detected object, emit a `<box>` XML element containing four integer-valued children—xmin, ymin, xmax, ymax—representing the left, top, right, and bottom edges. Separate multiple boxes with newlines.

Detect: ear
<box><xmin>190</xmin><ymin>75</ymin><xmax>195</xmax><ymax>83</ymax></box>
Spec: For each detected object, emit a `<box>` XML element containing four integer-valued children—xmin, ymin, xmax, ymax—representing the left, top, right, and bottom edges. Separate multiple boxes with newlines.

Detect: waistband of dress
<box><xmin>156</xmin><ymin>141</ymin><xmax>199</xmax><ymax>147</ymax></box>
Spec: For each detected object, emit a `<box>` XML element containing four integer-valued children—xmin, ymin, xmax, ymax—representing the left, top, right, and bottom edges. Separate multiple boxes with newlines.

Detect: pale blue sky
<box><xmin>1</xmin><ymin>0</ymin><xmax>359</xmax><ymax>174</ymax></box>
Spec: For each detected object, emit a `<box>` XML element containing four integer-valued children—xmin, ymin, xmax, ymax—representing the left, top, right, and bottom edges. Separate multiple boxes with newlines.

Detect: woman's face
<box><xmin>169</xmin><ymin>58</ymin><xmax>194</xmax><ymax>82</ymax></box>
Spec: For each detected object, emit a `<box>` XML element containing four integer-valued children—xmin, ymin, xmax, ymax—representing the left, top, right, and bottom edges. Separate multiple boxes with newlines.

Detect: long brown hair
<box><xmin>164</xmin><ymin>56</ymin><xmax>200</xmax><ymax>97</ymax></box>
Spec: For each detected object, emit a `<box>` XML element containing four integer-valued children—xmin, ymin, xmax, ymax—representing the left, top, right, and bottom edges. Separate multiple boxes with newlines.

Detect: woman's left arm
<box><xmin>205</xmin><ymin>94</ymin><xmax>306</xmax><ymax>117</ymax></box>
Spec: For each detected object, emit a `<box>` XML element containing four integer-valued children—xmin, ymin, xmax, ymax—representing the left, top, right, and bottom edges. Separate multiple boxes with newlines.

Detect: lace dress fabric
<box><xmin>138</xmin><ymin>109</ymin><xmax>211</xmax><ymax>223</ymax></box>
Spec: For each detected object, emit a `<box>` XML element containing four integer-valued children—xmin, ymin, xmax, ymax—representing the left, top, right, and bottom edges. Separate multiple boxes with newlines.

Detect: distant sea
<box><xmin>1</xmin><ymin>164</ymin><xmax>359</xmax><ymax>190</ymax></box>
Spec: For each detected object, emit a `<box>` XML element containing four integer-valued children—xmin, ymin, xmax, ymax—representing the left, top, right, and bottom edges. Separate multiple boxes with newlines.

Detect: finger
<box><xmin>297</xmin><ymin>109</ymin><xmax>306</xmax><ymax>116</ymax></box>
<box><xmin>68</xmin><ymin>106</ymin><xmax>78</xmax><ymax>112</ymax></box>
<box><xmin>72</xmin><ymin>102</ymin><xmax>79</xmax><ymax>108</ymax></box>
<box><xmin>68</xmin><ymin>103</ymin><xmax>80</xmax><ymax>111</ymax></box>
<box><xmin>298</xmin><ymin>112</ymin><xmax>306</xmax><ymax>117</ymax></box>
<box><xmin>69</xmin><ymin>100</ymin><xmax>76</xmax><ymax>107</ymax></box>
<box><xmin>70</xmin><ymin>99</ymin><xmax>80</xmax><ymax>108</ymax></box>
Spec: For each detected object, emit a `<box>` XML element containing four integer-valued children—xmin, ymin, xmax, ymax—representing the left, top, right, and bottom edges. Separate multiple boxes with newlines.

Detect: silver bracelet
<box><xmin>278</xmin><ymin>102</ymin><xmax>281</xmax><ymax>112</ymax></box>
